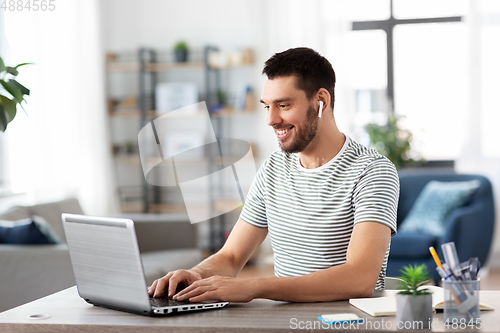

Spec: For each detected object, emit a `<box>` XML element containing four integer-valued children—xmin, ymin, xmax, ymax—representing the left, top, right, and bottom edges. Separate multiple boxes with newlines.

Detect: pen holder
<box><xmin>443</xmin><ymin>279</ymin><xmax>480</xmax><ymax>324</ymax></box>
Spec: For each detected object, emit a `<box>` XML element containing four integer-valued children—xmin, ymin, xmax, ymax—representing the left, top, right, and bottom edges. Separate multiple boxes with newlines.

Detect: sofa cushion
<box><xmin>390</xmin><ymin>232</ymin><xmax>439</xmax><ymax>259</ymax></box>
<box><xmin>29</xmin><ymin>198</ymin><xmax>84</xmax><ymax>243</ymax></box>
<box><xmin>32</xmin><ymin>215</ymin><xmax>63</xmax><ymax>244</ymax></box>
<box><xmin>399</xmin><ymin>180</ymin><xmax>480</xmax><ymax>236</ymax></box>
<box><xmin>0</xmin><ymin>218</ymin><xmax>53</xmax><ymax>245</ymax></box>
<box><xmin>0</xmin><ymin>206</ymin><xmax>31</xmax><ymax>221</ymax></box>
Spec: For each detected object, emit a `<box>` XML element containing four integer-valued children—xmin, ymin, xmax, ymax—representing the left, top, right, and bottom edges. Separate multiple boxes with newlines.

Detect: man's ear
<box><xmin>317</xmin><ymin>89</ymin><xmax>330</xmax><ymax>115</ymax></box>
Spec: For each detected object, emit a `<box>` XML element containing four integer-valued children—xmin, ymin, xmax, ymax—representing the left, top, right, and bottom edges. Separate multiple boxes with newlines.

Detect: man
<box><xmin>148</xmin><ymin>47</ymin><xmax>399</xmax><ymax>303</ymax></box>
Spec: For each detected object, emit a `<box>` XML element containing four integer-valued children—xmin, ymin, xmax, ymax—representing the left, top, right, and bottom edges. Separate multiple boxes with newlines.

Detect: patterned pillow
<box><xmin>399</xmin><ymin>180</ymin><xmax>480</xmax><ymax>237</ymax></box>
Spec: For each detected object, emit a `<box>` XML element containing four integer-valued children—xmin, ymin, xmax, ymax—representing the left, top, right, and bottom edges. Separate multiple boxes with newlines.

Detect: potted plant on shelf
<box><xmin>173</xmin><ymin>41</ymin><xmax>189</xmax><ymax>63</ymax></box>
<box><xmin>0</xmin><ymin>56</ymin><xmax>30</xmax><ymax>132</ymax></box>
<box><xmin>396</xmin><ymin>264</ymin><xmax>433</xmax><ymax>329</ymax></box>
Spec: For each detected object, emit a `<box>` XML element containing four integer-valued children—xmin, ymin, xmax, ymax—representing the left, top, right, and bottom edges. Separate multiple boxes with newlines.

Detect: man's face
<box><xmin>260</xmin><ymin>76</ymin><xmax>318</xmax><ymax>154</ymax></box>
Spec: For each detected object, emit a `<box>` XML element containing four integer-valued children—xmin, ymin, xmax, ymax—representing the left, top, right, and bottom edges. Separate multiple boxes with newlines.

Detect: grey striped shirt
<box><xmin>240</xmin><ymin>135</ymin><xmax>399</xmax><ymax>290</ymax></box>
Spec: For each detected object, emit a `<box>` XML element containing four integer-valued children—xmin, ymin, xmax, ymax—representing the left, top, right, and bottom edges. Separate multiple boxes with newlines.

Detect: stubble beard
<box><xmin>277</xmin><ymin>103</ymin><xmax>318</xmax><ymax>154</ymax></box>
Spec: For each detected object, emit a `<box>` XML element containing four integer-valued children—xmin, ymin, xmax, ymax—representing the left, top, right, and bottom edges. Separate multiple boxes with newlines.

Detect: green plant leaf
<box><xmin>397</xmin><ymin>264</ymin><xmax>432</xmax><ymax>296</ymax></box>
<box><xmin>8</xmin><ymin>79</ymin><xmax>30</xmax><ymax>96</ymax></box>
<box><xmin>0</xmin><ymin>103</ymin><xmax>8</xmax><ymax>132</ymax></box>
<box><xmin>365</xmin><ymin>114</ymin><xmax>419</xmax><ymax>170</ymax></box>
<box><xmin>0</xmin><ymin>95</ymin><xmax>17</xmax><ymax>123</ymax></box>
<box><xmin>0</xmin><ymin>79</ymin><xmax>23</xmax><ymax>103</ymax></box>
<box><xmin>6</xmin><ymin>66</ymin><xmax>19</xmax><ymax>76</ymax></box>
<box><xmin>0</xmin><ymin>57</ymin><xmax>5</xmax><ymax>73</ymax></box>
<box><xmin>14</xmin><ymin>62</ymin><xmax>32</xmax><ymax>69</ymax></box>
<box><xmin>19</xmin><ymin>102</ymin><xmax>28</xmax><ymax>116</ymax></box>
<box><xmin>174</xmin><ymin>41</ymin><xmax>188</xmax><ymax>51</ymax></box>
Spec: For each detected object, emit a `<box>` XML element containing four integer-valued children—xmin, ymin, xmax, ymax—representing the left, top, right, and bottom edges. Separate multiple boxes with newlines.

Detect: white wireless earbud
<box><xmin>318</xmin><ymin>101</ymin><xmax>324</xmax><ymax>118</ymax></box>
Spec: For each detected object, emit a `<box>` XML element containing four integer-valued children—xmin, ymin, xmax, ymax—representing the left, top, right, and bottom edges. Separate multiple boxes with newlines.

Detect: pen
<box><xmin>430</xmin><ymin>247</ymin><xmax>464</xmax><ymax>303</ymax></box>
<box><xmin>442</xmin><ymin>242</ymin><xmax>463</xmax><ymax>279</ymax></box>
<box><xmin>429</xmin><ymin>246</ymin><xmax>443</xmax><ymax>270</ymax></box>
<box><xmin>436</xmin><ymin>267</ymin><xmax>464</xmax><ymax>303</ymax></box>
<box><xmin>431</xmin><ymin>248</ymin><xmax>467</xmax><ymax>309</ymax></box>
<box><xmin>437</xmin><ymin>264</ymin><xmax>480</xmax><ymax>320</ymax></box>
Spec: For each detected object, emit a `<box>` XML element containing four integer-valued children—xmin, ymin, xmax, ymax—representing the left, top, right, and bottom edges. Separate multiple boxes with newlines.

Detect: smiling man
<box><xmin>148</xmin><ymin>47</ymin><xmax>399</xmax><ymax>303</ymax></box>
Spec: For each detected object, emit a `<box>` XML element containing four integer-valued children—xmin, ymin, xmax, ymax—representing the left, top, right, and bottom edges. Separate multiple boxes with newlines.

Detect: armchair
<box><xmin>387</xmin><ymin>174</ymin><xmax>495</xmax><ymax>284</ymax></box>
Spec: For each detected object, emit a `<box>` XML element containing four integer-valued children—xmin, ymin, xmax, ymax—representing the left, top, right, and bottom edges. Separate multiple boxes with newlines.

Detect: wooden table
<box><xmin>0</xmin><ymin>287</ymin><xmax>498</xmax><ymax>332</ymax></box>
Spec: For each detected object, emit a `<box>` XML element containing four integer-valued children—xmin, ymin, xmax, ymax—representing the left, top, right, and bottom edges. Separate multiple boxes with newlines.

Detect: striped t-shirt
<box><xmin>239</xmin><ymin>135</ymin><xmax>399</xmax><ymax>290</ymax></box>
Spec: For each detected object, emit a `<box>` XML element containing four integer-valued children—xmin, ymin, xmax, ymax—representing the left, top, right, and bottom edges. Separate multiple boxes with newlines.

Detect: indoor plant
<box><xmin>0</xmin><ymin>56</ymin><xmax>30</xmax><ymax>132</ymax></box>
<box><xmin>365</xmin><ymin>115</ymin><xmax>417</xmax><ymax>170</ymax></box>
<box><xmin>396</xmin><ymin>264</ymin><xmax>433</xmax><ymax>329</ymax></box>
<box><xmin>173</xmin><ymin>41</ymin><xmax>189</xmax><ymax>63</ymax></box>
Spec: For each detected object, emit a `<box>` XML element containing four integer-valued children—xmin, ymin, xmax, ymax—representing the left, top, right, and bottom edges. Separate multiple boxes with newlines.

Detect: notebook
<box><xmin>349</xmin><ymin>286</ymin><xmax>493</xmax><ymax>317</ymax></box>
<box><xmin>61</xmin><ymin>213</ymin><xmax>229</xmax><ymax>316</ymax></box>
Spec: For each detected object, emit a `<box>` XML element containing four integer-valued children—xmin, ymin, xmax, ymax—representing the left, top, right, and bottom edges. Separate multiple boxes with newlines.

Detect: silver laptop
<box><xmin>61</xmin><ymin>213</ymin><xmax>229</xmax><ymax>316</ymax></box>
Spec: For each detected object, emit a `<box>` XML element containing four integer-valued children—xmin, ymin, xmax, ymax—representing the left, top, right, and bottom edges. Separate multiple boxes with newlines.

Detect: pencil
<box><xmin>429</xmin><ymin>246</ymin><xmax>443</xmax><ymax>269</ymax></box>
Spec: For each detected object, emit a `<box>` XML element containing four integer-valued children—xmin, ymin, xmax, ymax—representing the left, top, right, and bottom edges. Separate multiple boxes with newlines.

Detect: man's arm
<box><xmin>191</xmin><ymin>219</ymin><xmax>268</xmax><ymax>278</ymax></box>
<box><xmin>253</xmin><ymin>221</ymin><xmax>391</xmax><ymax>301</ymax></box>
<box><xmin>149</xmin><ymin>219</ymin><xmax>267</xmax><ymax>297</ymax></box>
<box><xmin>173</xmin><ymin>221</ymin><xmax>390</xmax><ymax>302</ymax></box>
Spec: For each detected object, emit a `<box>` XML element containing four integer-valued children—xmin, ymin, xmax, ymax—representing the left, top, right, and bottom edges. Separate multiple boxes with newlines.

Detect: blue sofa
<box><xmin>387</xmin><ymin>174</ymin><xmax>495</xmax><ymax>284</ymax></box>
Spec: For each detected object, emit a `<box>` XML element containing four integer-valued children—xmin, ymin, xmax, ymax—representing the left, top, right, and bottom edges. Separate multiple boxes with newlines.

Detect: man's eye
<box><xmin>279</xmin><ymin>104</ymin><xmax>289</xmax><ymax>109</ymax></box>
<box><xmin>263</xmin><ymin>105</ymin><xmax>270</xmax><ymax>110</ymax></box>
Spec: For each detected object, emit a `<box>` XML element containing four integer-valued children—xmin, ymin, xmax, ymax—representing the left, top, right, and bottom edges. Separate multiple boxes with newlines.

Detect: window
<box><xmin>480</xmin><ymin>24</ymin><xmax>500</xmax><ymax>158</ymax></box>
<box><xmin>351</xmin><ymin>0</ymin><xmax>465</xmax><ymax>160</ymax></box>
<box><xmin>394</xmin><ymin>22</ymin><xmax>467</xmax><ymax>159</ymax></box>
<box><xmin>393</xmin><ymin>0</ymin><xmax>466</xmax><ymax>19</ymax></box>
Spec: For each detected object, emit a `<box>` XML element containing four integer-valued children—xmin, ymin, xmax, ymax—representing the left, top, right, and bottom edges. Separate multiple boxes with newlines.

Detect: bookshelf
<box><xmin>106</xmin><ymin>46</ymin><xmax>256</xmax><ymax>252</ymax></box>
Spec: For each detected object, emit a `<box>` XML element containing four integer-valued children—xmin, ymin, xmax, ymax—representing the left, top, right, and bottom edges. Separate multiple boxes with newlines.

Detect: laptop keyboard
<box><xmin>149</xmin><ymin>297</ymin><xmax>191</xmax><ymax>307</ymax></box>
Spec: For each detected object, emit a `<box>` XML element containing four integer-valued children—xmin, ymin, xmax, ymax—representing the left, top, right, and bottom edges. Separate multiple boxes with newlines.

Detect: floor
<box><xmin>238</xmin><ymin>265</ymin><xmax>500</xmax><ymax>290</ymax></box>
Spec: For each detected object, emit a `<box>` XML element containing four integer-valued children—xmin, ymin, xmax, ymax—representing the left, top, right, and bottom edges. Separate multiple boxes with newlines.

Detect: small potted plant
<box><xmin>396</xmin><ymin>264</ymin><xmax>433</xmax><ymax>329</ymax></box>
<box><xmin>173</xmin><ymin>41</ymin><xmax>189</xmax><ymax>63</ymax></box>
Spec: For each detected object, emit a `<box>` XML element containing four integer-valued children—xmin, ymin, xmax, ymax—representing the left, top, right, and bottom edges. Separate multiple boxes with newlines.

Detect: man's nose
<box><xmin>266</xmin><ymin>106</ymin><xmax>282</xmax><ymax>127</ymax></box>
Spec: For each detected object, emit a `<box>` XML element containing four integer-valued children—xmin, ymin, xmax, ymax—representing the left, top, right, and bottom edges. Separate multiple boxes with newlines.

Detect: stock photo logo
<box><xmin>138</xmin><ymin>102</ymin><xmax>256</xmax><ymax>223</ymax></box>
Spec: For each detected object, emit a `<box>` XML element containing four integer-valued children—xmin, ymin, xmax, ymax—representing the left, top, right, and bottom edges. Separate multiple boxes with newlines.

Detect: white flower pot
<box><xmin>396</xmin><ymin>294</ymin><xmax>432</xmax><ymax>329</ymax></box>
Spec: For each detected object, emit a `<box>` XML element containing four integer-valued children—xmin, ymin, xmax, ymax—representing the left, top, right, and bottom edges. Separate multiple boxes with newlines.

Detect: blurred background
<box><xmin>0</xmin><ymin>0</ymin><xmax>499</xmax><ymax>275</ymax></box>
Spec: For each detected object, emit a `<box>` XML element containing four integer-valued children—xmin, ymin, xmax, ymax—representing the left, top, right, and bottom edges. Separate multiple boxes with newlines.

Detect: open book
<box><xmin>349</xmin><ymin>286</ymin><xmax>494</xmax><ymax>317</ymax></box>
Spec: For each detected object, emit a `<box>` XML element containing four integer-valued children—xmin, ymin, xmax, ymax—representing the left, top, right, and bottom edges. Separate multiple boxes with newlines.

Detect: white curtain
<box><xmin>3</xmin><ymin>0</ymin><xmax>116</xmax><ymax>214</ymax></box>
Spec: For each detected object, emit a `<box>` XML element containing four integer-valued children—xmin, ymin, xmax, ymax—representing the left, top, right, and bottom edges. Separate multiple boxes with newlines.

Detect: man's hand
<box><xmin>148</xmin><ymin>220</ymin><xmax>267</xmax><ymax>299</ymax></box>
<box><xmin>172</xmin><ymin>276</ymin><xmax>256</xmax><ymax>303</ymax></box>
<box><xmin>148</xmin><ymin>269</ymin><xmax>202</xmax><ymax>298</ymax></box>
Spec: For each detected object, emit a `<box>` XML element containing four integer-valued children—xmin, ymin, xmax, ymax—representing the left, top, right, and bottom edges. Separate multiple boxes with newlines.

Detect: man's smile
<box><xmin>275</xmin><ymin>126</ymin><xmax>294</xmax><ymax>139</ymax></box>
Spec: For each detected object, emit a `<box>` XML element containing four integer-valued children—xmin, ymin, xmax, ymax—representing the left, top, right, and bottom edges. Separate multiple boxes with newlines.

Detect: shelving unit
<box><xmin>106</xmin><ymin>46</ymin><xmax>256</xmax><ymax>252</ymax></box>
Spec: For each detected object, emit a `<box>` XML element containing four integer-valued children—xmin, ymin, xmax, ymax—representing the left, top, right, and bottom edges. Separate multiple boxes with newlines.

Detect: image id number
<box><xmin>1</xmin><ymin>0</ymin><xmax>55</xmax><ymax>11</ymax></box>
<box><xmin>445</xmin><ymin>317</ymin><xmax>499</xmax><ymax>330</ymax></box>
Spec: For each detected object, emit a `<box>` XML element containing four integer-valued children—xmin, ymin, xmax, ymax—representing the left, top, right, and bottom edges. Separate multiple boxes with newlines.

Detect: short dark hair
<box><xmin>262</xmin><ymin>47</ymin><xmax>336</xmax><ymax>108</ymax></box>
